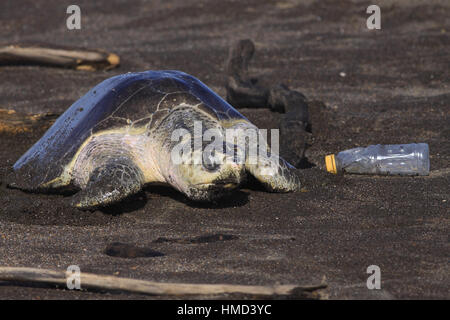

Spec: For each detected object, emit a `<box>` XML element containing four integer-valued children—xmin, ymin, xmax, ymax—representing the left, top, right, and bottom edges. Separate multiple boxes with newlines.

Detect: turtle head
<box><xmin>167</xmin><ymin>140</ymin><xmax>246</xmax><ymax>201</ymax></box>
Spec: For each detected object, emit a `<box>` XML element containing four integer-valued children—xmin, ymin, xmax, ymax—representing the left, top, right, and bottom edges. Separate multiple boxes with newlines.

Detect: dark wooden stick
<box><xmin>0</xmin><ymin>44</ymin><xmax>120</xmax><ymax>71</ymax></box>
<box><xmin>225</xmin><ymin>39</ymin><xmax>312</xmax><ymax>167</ymax></box>
<box><xmin>0</xmin><ymin>267</ymin><xmax>327</xmax><ymax>298</ymax></box>
<box><xmin>225</xmin><ymin>39</ymin><xmax>269</xmax><ymax>108</ymax></box>
<box><xmin>0</xmin><ymin>109</ymin><xmax>58</xmax><ymax>134</ymax></box>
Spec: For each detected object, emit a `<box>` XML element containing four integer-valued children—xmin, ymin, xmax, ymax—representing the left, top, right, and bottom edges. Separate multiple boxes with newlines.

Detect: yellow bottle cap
<box><xmin>325</xmin><ymin>154</ymin><xmax>337</xmax><ymax>174</ymax></box>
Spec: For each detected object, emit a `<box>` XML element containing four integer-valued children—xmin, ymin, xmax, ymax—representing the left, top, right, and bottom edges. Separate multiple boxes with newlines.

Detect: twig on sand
<box><xmin>0</xmin><ymin>44</ymin><xmax>120</xmax><ymax>71</ymax></box>
<box><xmin>0</xmin><ymin>267</ymin><xmax>327</xmax><ymax>299</ymax></box>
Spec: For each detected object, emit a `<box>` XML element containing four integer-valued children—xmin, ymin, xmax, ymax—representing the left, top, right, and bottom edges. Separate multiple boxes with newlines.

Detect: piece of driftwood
<box><xmin>225</xmin><ymin>39</ymin><xmax>310</xmax><ymax>114</ymax></box>
<box><xmin>0</xmin><ymin>109</ymin><xmax>58</xmax><ymax>134</ymax></box>
<box><xmin>0</xmin><ymin>44</ymin><xmax>120</xmax><ymax>71</ymax></box>
<box><xmin>0</xmin><ymin>267</ymin><xmax>327</xmax><ymax>299</ymax></box>
<box><xmin>225</xmin><ymin>39</ymin><xmax>312</xmax><ymax>167</ymax></box>
<box><xmin>225</xmin><ymin>39</ymin><xmax>269</xmax><ymax>108</ymax></box>
<box><xmin>271</xmin><ymin>84</ymin><xmax>312</xmax><ymax>167</ymax></box>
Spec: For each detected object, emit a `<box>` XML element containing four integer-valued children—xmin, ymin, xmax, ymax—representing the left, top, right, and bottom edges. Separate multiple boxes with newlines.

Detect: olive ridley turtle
<box><xmin>10</xmin><ymin>70</ymin><xmax>300</xmax><ymax>209</ymax></box>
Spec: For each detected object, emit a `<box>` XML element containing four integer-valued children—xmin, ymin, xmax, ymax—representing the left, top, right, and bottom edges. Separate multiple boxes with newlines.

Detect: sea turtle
<box><xmin>10</xmin><ymin>70</ymin><xmax>300</xmax><ymax>209</ymax></box>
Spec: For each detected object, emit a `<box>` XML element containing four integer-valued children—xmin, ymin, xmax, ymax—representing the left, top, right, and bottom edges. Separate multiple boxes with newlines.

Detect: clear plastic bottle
<box><xmin>325</xmin><ymin>143</ymin><xmax>430</xmax><ymax>176</ymax></box>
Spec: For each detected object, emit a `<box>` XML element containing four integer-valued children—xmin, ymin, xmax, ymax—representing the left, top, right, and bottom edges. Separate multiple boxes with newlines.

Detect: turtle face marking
<box><xmin>10</xmin><ymin>70</ymin><xmax>301</xmax><ymax>210</ymax></box>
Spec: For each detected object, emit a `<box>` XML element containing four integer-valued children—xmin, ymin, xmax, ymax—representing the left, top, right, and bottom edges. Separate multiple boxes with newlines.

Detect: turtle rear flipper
<box><xmin>71</xmin><ymin>158</ymin><xmax>144</xmax><ymax>210</ymax></box>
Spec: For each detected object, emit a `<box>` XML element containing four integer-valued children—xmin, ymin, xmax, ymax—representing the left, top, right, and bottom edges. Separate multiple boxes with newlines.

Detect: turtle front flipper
<box><xmin>246</xmin><ymin>153</ymin><xmax>301</xmax><ymax>192</ymax></box>
<box><xmin>225</xmin><ymin>121</ymin><xmax>301</xmax><ymax>192</ymax></box>
<box><xmin>71</xmin><ymin>157</ymin><xmax>145</xmax><ymax>210</ymax></box>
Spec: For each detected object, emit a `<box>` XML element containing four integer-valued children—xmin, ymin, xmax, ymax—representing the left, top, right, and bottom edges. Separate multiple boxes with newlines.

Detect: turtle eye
<box><xmin>202</xmin><ymin>149</ymin><xmax>221</xmax><ymax>171</ymax></box>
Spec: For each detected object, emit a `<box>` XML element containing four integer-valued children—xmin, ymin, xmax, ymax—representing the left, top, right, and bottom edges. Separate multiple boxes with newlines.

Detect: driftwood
<box><xmin>225</xmin><ymin>39</ymin><xmax>269</xmax><ymax>108</ymax></box>
<box><xmin>0</xmin><ymin>267</ymin><xmax>327</xmax><ymax>299</ymax></box>
<box><xmin>0</xmin><ymin>44</ymin><xmax>120</xmax><ymax>71</ymax></box>
<box><xmin>225</xmin><ymin>39</ymin><xmax>312</xmax><ymax>167</ymax></box>
<box><xmin>0</xmin><ymin>109</ymin><xmax>58</xmax><ymax>134</ymax></box>
<box><xmin>225</xmin><ymin>39</ymin><xmax>309</xmax><ymax>115</ymax></box>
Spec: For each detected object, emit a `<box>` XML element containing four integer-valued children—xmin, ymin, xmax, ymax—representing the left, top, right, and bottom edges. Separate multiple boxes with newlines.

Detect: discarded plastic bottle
<box><xmin>325</xmin><ymin>143</ymin><xmax>430</xmax><ymax>176</ymax></box>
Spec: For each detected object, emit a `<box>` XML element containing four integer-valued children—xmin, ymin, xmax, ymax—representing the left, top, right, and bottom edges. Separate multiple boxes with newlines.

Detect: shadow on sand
<box><xmin>98</xmin><ymin>183</ymin><xmax>250</xmax><ymax>215</ymax></box>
